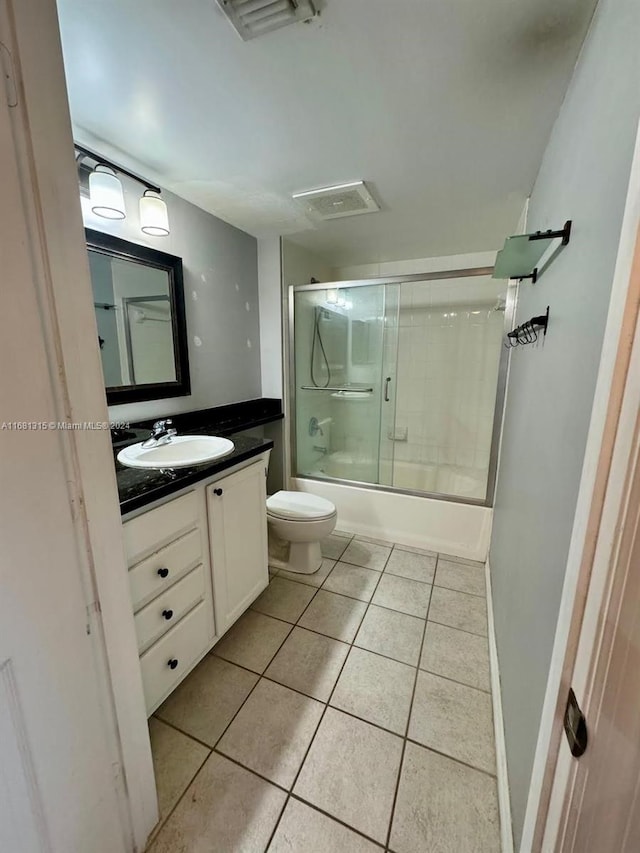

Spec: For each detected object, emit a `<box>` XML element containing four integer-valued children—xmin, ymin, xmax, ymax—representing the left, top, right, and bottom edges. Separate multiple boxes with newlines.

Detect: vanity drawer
<box><xmin>140</xmin><ymin>600</ymin><xmax>212</xmax><ymax>715</ymax></box>
<box><xmin>134</xmin><ymin>564</ymin><xmax>205</xmax><ymax>653</ymax></box>
<box><xmin>128</xmin><ymin>528</ymin><xmax>201</xmax><ymax>611</ymax></box>
<box><xmin>124</xmin><ymin>490</ymin><xmax>199</xmax><ymax>565</ymax></box>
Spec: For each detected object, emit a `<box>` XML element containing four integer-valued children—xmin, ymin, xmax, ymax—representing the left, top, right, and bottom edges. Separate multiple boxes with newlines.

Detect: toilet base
<box><xmin>268</xmin><ymin>535</ymin><xmax>323</xmax><ymax>575</ymax></box>
<box><xmin>286</xmin><ymin>541</ymin><xmax>323</xmax><ymax>574</ymax></box>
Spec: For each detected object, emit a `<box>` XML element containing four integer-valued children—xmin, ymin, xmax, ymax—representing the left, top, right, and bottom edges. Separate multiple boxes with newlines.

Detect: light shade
<box><xmin>140</xmin><ymin>191</ymin><xmax>170</xmax><ymax>236</ymax></box>
<box><xmin>89</xmin><ymin>166</ymin><xmax>126</xmax><ymax>219</ymax></box>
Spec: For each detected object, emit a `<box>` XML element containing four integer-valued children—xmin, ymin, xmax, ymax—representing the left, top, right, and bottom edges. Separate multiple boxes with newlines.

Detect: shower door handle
<box><xmin>384</xmin><ymin>376</ymin><xmax>392</xmax><ymax>402</ymax></box>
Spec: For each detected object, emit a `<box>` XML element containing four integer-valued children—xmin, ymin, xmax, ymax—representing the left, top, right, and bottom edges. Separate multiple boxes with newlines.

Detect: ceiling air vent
<box><xmin>293</xmin><ymin>181</ymin><xmax>380</xmax><ymax>221</ymax></box>
<box><xmin>216</xmin><ymin>0</ymin><xmax>318</xmax><ymax>41</ymax></box>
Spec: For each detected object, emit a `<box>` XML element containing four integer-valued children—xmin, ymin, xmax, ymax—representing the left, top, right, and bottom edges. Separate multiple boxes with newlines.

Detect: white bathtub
<box><xmin>293</xmin><ymin>475</ymin><xmax>492</xmax><ymax>562</ymax></box>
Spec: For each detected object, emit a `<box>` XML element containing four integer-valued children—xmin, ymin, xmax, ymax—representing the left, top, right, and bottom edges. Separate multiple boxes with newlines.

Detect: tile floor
<box><xmin>146</xmin><ymin>531</ymin><xmax>501</xmax><ymax>852</ymax></box>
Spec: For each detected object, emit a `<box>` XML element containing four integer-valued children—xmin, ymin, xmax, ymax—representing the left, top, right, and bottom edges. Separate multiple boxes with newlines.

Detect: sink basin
<box><xmin>117</xmin><ymin>435</ymin><xmax>235</xmax><ymax>469</ymax></box>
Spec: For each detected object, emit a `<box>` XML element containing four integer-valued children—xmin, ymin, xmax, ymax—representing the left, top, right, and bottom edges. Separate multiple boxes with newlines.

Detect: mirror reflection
<box><xmin>86</xmin><ymin>229</ymin><xmax>190</xmax><ymax>405</ymax></box>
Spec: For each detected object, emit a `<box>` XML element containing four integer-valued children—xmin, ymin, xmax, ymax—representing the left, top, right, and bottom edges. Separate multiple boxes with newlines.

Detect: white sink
<box><xmin>117</xmin><ymin>435</ymin><xmax>235</xmax><ymax>469</ymax></box>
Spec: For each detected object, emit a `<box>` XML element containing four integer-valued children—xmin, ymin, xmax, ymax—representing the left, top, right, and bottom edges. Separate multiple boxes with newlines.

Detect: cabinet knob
<box><xmin>213</xmin><ymin>487</ymin><xmax>223</xmax><ymax>496</ymax></box>
<box><xmin>162</xmin><ymin>609</ymin><xmax>174</xmax><ymax>621</ymax></box>
<box><xmin>157</xmin><ymin>567</ymin><xmax>169</xmax><ymax>578</ymax></box>
<box><xmin>168</xmin><ymin>658</ymin><xmax>179</xmax><ymax>670</ymax></box>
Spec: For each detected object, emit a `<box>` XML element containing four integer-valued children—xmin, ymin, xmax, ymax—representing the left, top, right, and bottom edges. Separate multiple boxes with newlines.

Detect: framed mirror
<box><xmin>86</xmin><ymin>228</ymin><xmax>190</xmax><ymax>405</ymax></box>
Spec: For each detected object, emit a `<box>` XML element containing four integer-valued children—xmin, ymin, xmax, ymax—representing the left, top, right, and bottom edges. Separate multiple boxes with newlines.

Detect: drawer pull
<box><xmin>162</xmin><ymin>609</ymin><xmax>174</xmax><ymax>621</ymax></box>
<box><xmin>157</xmin><ymin>567</ymin><xmax>169</xmax><ymax>578</ymax></box>
<box><xmin>168</xmin><ymin>658</ymin><xmax>179</xmax><ymax>670</ymax></box>
<box><xmin>213</xmin><ymin>487</ymin><xmax>223</xmax><ymax>496</ymax></box>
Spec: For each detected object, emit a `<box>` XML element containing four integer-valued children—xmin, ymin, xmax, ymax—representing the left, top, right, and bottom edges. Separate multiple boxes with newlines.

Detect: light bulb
<box><xmin>326</xmin><ymin>290</ymin><xmax>338</xmax><ymax>304</ymax></box>
<box><xmin>89</xmin><ymin>166</ymin><xmax>126</xmax><ymax>220</ymax></box>
<box><xmin>140</xmin><ymin>191</ymin><xmax>170</xmax><ymax>236</ymax></box>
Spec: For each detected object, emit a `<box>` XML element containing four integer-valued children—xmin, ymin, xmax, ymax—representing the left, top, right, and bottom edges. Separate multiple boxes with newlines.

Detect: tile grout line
<box><xmin>383</xmin><ymin>563</ymin><xmax>435</xmax><ymax>852</ymax></box>
<box><xmin>262</xmin><ymin>544</ymin><xmax>393</xmax><ymax>852</ymax></box>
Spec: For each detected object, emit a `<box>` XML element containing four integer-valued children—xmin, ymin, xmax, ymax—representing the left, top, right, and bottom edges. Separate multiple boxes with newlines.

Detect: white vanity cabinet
<box><xmin>207</xmin><ymin>459</ymin><xmax>269</xmax><ymax>635</ymax></box>
<box><xmin>122</xmin><ymin>453</ymin><xmax>269</xmax><ymax>715</ymax></box>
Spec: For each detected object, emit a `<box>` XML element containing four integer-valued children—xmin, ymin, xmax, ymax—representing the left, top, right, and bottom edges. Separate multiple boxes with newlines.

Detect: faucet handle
<box><xmin>152</xmin><ymin>418</ymin><xmax>173</xmax><ymax>433</ymax></box>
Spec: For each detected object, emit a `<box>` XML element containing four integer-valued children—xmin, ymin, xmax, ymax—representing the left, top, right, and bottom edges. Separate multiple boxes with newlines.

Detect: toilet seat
<box><xmin>266</xmin><ymin>490</ymin><xmax>336</xmax><ymax>522</ymax></box>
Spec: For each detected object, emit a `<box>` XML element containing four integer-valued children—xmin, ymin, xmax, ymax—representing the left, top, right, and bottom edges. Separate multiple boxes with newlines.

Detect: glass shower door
<box><xmin>293</xmin><ymin>283</ymin><xmax>397</xmax><ymax>487</ymax></box>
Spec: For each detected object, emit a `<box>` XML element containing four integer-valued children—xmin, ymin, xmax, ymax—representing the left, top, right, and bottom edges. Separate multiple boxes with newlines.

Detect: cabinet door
<box><xmin>208</xmin><ymin>459</ymin><xmax>269</xmax><ymax>634</ymax></box>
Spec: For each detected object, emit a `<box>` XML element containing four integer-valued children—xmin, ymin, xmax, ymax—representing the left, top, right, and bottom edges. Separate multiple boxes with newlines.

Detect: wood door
<box><xmin>559</xmin><ymin>414</ymin><xmax>640</xmax><ymax>852</ymax></box>
<box><xmin>208</xmin><ymin>460</ymin><xmax>269</xmax><ymax>635</ymax></box>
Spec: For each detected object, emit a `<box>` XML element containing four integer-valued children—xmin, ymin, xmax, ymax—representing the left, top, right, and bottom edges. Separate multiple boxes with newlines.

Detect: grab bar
<box><xmin>300</xmin><ymin>386</ymin><xmax>374</xmax><ymax>393</ymax></box>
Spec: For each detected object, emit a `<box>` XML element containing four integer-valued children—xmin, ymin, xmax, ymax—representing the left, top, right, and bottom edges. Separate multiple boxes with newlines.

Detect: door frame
<box><xmin>3</xmin><ymin>0</ymin><xmax>158</xmax><ymax>848</ymax></box>
<box><xmin>522</xmin><ymin>119</ymin><xmax>640</xmax><ymax>850</ymax></box>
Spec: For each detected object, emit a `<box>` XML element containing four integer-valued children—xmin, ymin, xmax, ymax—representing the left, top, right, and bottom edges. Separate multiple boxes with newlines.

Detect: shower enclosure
<box><xmin>290</xmin><ymin>270</ymin><xmax>510</xmax><ymax>505</ymax></box>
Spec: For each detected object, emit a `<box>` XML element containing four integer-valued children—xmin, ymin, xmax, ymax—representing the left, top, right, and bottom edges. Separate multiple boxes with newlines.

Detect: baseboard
<box><xmin>486</xmin><ymin>559</ymin><xmax>514</xmax><ymax>853</ymax></box>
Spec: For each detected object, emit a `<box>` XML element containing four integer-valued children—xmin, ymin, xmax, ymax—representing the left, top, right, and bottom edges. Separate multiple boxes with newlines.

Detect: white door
<box><xmin>0</xmin><ymin>9</ymin><xmax>135</xmax><ymax>852</ymax></box>
<box><xmin>208</xmin><ymin>461</ymin><xmax>269</xmax><ymax>634</ymax></box>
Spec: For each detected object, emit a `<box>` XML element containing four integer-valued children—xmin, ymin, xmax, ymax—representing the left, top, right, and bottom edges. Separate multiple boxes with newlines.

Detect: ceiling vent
<box><xmin>292</xmin><ymin>181</ymin><xmax>380</xmax><ymax>220</ymax></box>
<box><xmin>216</xmin><ymin>0</ymin><xmax>318</xmax><ymax>41</ymax></box>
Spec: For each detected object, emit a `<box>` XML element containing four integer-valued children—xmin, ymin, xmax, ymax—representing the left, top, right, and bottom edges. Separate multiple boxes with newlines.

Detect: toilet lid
<box><xmin>267</xmin><ymin>490</ymin><xmax>336</xmax><ymax>521</ymax></box>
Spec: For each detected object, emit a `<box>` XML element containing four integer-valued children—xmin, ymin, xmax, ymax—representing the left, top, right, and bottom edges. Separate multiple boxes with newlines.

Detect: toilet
<box><xmin>266</xmin><ymin>490</ymin><xmax>337</xmax><ymax>574</ymax></box>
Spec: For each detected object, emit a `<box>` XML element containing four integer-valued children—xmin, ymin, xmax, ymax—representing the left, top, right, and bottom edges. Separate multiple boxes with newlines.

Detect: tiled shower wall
<box><xmin>391</xmin><ymin>283</ymin><xmax>503</xmax><ymax>496</ymax></box>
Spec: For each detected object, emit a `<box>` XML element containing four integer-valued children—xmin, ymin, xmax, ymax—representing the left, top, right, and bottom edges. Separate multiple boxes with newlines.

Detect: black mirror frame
<box><xmin>86</xmin><ymin>228</ymin><xmax>191</xmax><ymax>405</ymax></box>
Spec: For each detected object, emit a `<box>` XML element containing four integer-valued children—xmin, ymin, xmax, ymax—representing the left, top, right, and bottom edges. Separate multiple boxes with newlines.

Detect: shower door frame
<box><xmin>288</xmin><ymin>267</ymin><xmax>515</xmax><ymax>508</ymax></box>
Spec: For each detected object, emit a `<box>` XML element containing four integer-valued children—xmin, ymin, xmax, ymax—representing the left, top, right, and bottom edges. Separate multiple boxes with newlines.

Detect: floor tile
<box><xmin>294</xmin><ymin>708</ymin><xmax>403</xmax><ymax>843</ymax></box>
<box><xmin>330</xmin><ymin>647</ymin><xmax>415</xmax><ymax>734</ymax></box>
<box><xmin>385</xmin><ymin>548</ymin><xmax>436</xmax><ymax>583</ymax></box>
<box><xmin>322</xmin><ymin>561</ymin><xmax>381</xmax><ymax>602</ymax></box>
<box><xmin>341</xmin><ymin>539</ymin><xmax>392</xmax><ymax>571</ymax></box>
<box><xmin>156</xmin><ymin>656</ymin><xmax>258</xmax><ymax>747</ymax></box>
<box><xmin>277</xmin><ymin>558</ymin><xmax>335</xmax><ymax>588</ymax></box>
<box><xmin>421</xmin><ymin>621</ymin><xmax>490</xmax><ymax>692</ymax></box>
<box><xmin>265</xmin><ymin>626</ymin><xmax>349</xmax><ymax>701</ymax></box>
<box><xmin>355</xmin><ymin>605</ymin><xmax>425</xmax><ymax>666</ymax></box>
<box><xmin>217</xmin><ymin>679</ymin><xmax>323</xmax><ymax>788</ymax></box>
<box><xmin>147</xmin><ymin>751</ymin><xmax>286</xmax><ymax>853</ymax></box>
<box><xmin>435</xmin><ymin>558</ymin><xmax>486</xmax><ymax>597</ymax></box>
<box><xmin>408</xmin><ymin>671</ymin><xmax>495</xmax><ymax>773</ymax></box>
<box><xmin>251</xmin><ymin>576</ymin><xmax>317</xmax><ymax>623</ymax></box>
<box><xmin>269</xmin><ymin>798</ymin><xmax>381</xmax><ymax>853</ymax></box>
<box><xmin>371</xmin><ymin>574</ymin><xmax>431</xmax><ymax>618</ymax></box>
<box><xmin>298</xmin><ymin>589</ymin><xmax>367</xmax><ymax>642</ymax></box>
<box><xmin>148</xmin><ymin>718</ymin><xmax>209</xmax><ymax>828</ymax></box>
<box><xmin>389</xmin><ymin>742</ymin><xmax>500</xmax><ymax>853</ymax></box>
<box><xmin>321</xmin><ymin>533</ymin><xmax>351</xmax><ymax>560</ymax></box>
<box><xmin>437</xmin><ymin>552</ymin><xmax>485</xmax><ymax>568</ymax></box>
<box><xmin>428</xmin><ymin>586</ymin><xmax>487</xmax><ymax>636</ymax></box>
<box><xmin>213</xmin><ymin>610</ymin><xmax>291</xmax><ymax>673</ymax></box>
<box><xmin>394</xmin><ymin>542</ymin><xmax>437</xmax><ymax>557</ymax></box>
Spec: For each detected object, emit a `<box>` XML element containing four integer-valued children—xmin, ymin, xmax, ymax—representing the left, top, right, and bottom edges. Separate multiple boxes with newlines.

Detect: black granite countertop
<box><xmin>115</xmin><ymin>398</ymin><xmax>281</xmax><ymax>516</ymax></box>
<box><xmin>117</xmin><ymin>432</ymin><xmax>273</xmax><ymax>516</ymax></box>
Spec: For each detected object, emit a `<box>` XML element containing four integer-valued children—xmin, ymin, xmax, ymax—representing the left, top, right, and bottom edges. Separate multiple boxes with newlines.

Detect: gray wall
<box><xmin>489</xmin><ymin>0</ymin><xmax>640</xmax><ymax>844</ymax></box>
<box><xmin>82</xmin><ymin>172</ymin><xmax>261</xmax><ymax>423</ymax></box>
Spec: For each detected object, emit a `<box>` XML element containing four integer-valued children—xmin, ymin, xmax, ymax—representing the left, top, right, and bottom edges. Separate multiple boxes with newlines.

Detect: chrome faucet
<box><xmin>142</xmin><ymin>419</ymin><xmax>177</xmax><ymax>448</ymax></box>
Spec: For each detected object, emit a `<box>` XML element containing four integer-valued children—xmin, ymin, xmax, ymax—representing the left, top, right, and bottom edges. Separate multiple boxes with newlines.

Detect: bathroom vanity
<box><xmin>115</xmin><ymin>399</ymin><xmax>283</xmax><ymax>714</ymax></box>
<box><xmin>122</xmin><ymin>452</ymin><xmax>269</xmax><ymax>714</ymax></box>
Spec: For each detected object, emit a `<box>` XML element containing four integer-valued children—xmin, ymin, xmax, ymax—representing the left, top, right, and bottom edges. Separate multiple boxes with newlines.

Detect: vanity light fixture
<box><xmin>89</xmin><ymin>165</ymin><xmax>126</xmax><ymax>220</ymax></box>
<box><xmin>75</xmin><ymin>142</ymin><xmax>170</xmax><ymax>236</ymax></box>
<box><xmin>140</xmin><ymin>191</ymin><xmax>170</xmax><ymax>237</ymax></box>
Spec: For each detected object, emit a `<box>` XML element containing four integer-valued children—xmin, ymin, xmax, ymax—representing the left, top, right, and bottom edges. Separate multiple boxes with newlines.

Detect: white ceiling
<box><xmin>57</xmin><ymin>0</ymin><xmax>596</xmax><ymax>267</ymax></box>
